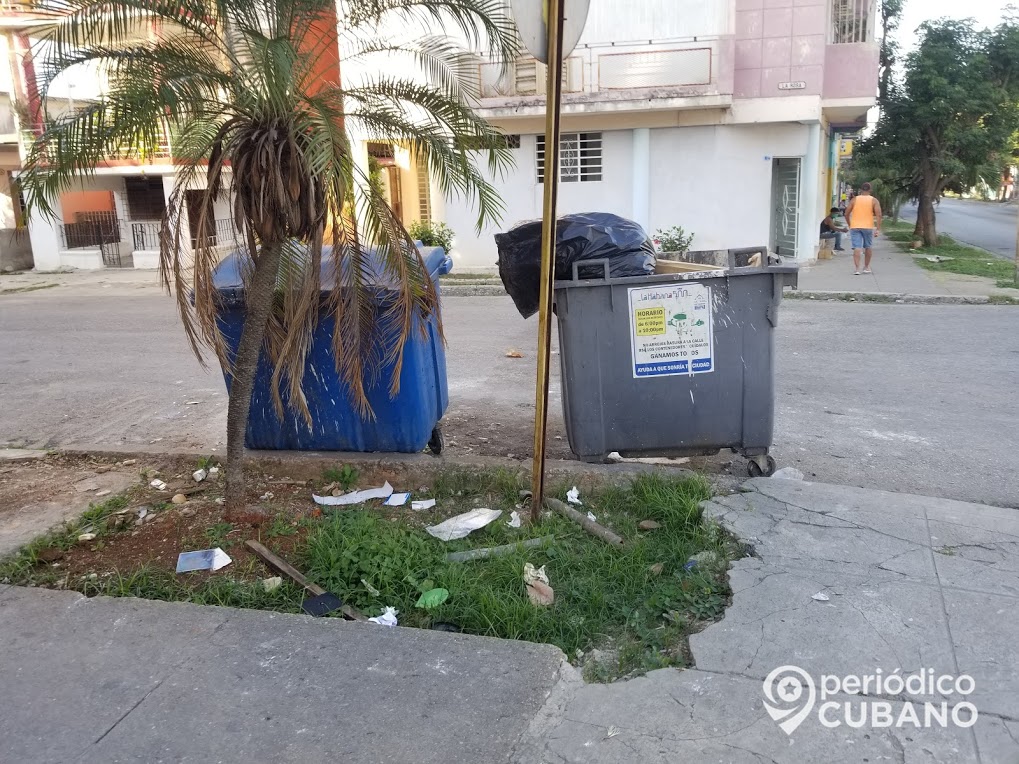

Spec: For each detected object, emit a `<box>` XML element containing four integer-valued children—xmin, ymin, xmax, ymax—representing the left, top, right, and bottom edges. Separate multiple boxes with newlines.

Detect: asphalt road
<box><xmin>901</xmin><ymin>197</ymin><xmax>1017</xmax><ymax>259</ymax></box>
<box><xmin>1</xmin><ymin>289</ymin><xmax>1017</xmax><ymax>507</ymax></box>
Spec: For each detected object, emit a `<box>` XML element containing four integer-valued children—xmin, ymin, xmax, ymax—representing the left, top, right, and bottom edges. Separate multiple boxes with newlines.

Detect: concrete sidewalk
<box><xmin>3</xmin><ymin>479</ymin><xmax>1017</xmax><ymax>763</ymax></box>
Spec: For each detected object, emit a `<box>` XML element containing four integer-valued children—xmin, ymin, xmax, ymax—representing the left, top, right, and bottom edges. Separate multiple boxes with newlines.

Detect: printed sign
<box><xmin>777</xmin><ymin>81</ymin><xmax>806</xmax><ymax>90</ymax></box>
<box><xmin>628</xmin><ymin>283</ymin><xmax>713</xmax><ymax>378</ymax></box>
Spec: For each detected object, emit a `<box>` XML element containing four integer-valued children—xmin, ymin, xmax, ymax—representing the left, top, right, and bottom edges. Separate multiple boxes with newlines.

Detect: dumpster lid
<box><xmin>211</xmin><ymin>243</ymin><xmax>450</xmax><ymax>295</ymax></box>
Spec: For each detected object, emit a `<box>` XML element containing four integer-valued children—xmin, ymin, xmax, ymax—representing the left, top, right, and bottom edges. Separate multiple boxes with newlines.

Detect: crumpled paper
<box><xmin>507</xmin><ymin>511</ymin><xmax>522</xmax><ymax>528</ymax></box>
<box><xmin>524</xmin><ymin>563</ymin><xmax>554</xmax><ymax>606</ymax></box>
<box><xmin>567</xmin><ymin>486</ymin><xmax>582</xmax><ymax>505</ymax></box>
<box><xmin>313</xmin><ymin>482</ymin><xmax>393</xmax><ymax>506</ymax></box>
<box><xmin>368</xmin><ymin>606</ymin><xmax>399</xmax><ymax>627</ymax></box>
<box><xmin>425</xmin><ymin>508</ymin><xmax>502</xmax><ymax>541</ymax></box>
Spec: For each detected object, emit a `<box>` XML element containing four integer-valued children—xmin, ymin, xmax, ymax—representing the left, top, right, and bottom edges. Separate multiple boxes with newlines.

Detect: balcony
<box><xmin>470</xmin><ymin>37</ymin><xmax>734</xmax><ymax>119</ymax></box>
<box><xmin>824</xmin><ymin>0</ymin><xmax>879</xmax><ymax>107</ymax></box>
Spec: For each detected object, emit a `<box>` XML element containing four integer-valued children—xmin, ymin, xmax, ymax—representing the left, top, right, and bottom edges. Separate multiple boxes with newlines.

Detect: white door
<box><xmin>771</xmin><ymin>158</ymin><xmax>801</xmax><ymax>258</ymax></box>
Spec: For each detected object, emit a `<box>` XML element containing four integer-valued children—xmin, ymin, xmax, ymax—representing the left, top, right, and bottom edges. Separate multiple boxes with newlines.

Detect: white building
<box><xmin>431</xmin><ymin>0</ymin><xmax>879</xmax><ymax>268</ymax></box>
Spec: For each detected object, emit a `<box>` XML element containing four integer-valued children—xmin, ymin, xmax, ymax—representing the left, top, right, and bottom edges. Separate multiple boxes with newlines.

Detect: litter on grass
<box><xmin>176</xmin><ymin>548</ymin><xmax>232</xmax><ymax>573</ymax></box>
<box><xmin>524</xmin><ymin>563</ymin><xmax>554</xmax><ymax>606</ymax></box>
<box><xmin>567</xmin><ymin>486</ymin><xmax>582</xmax><ymax>505</ymax></box>
<box><xmin>262</xmin><ymin>576</ymin><xmax>283</xmax><ymax>593</ymax></box>
<box><xmin>384</xmin><ymin>492</ymin><xmax>410</xmax><ymax>507</ymax></box>
<box><xmin>425</xmin><ymin>508</ymin><xmax>502</xmax><ymax>541</ymax></box>
<box><xmin>586</xmin><ymin>511</ymin><xmax>597</xmax><ymax>522</ymax></box>
<box><xmin>411</xmin><ymin>499</ymin><xmax>437</xmax><ymax>511</ymax></box>
<box><xmin>368</xmin><ymin>606</ymin><xmax>399</xmax><ymax>627</ymax></box>
<box><xmin>149</xmin><ymin>479</ymin><xmax>167</xmax><ymax>491</ymax></box>
<box><xmin>193</xmin><ymin>468</ymin><xmax>208</xmax><ymax>482</ymax></box>
<box><xmin>313</xmin><ymin>482</ymin><xmax>393</xmax><ymax>507</ymax></box>
<box><xmin>361</xmin><ymin>579</ymin><xmax>381</xmax><ymax>596</ymax></box>
<box><xmin>507</xmin><ymin>511</ymin><xmax>522</xmax><ymax>528</ymax></box>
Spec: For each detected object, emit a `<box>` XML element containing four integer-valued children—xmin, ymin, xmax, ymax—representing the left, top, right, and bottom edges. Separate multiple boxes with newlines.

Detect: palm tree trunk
<box><xmin>225</xmin><ymin>241</ymin><xmax>283</xmax><ymax>511</ymax></box>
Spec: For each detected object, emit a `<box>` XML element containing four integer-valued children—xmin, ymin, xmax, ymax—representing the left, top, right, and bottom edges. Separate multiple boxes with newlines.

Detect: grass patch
<box><xmin>2</xmin><ymin>469</ymin><xmax>738</xmax><ymax>681</ymax></box>
<box><xmin>884</xmin><ymin>221</ymin><xmax>1019</xmax><ymax>288</ymax></box>
<box><xmin>439</xmin><ymin>272</ymin><xmax>499</xmax><ymax>280</ymax></box>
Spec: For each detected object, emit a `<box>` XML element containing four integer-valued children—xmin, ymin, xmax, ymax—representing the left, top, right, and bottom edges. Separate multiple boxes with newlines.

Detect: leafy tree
<box><xmin>878</xmin><ymin>0</ymin><xmax>904</xmax><ymax>104</ymax></box>
<box><xmin>21</xmin><ymin>0</ymin><xmax>517</xmax><ymax>510</ymax></box>
<box><xmin>855</xmin><ymin>18</ymin><xmax>1019</xmax><ymax>246</ymax></box>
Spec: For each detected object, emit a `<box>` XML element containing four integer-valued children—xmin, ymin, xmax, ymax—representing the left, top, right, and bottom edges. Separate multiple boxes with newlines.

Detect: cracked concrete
<box><xmin>1</xmin><ymin>479</ymin><xmax>1017</xmax><ymax>762</ymax></box>
<box><xmin>516</xmin><ymin>479</ymin><xmax>1019</xmax><ymax>763</ymax></box>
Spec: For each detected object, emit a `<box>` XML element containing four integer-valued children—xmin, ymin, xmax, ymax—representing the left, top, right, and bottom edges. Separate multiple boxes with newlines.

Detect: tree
<box><xmin>21</xmin><ymin>0</ymin><xmax>518</xmax><ymax>510</ymax></box>
<box><xmin>855</xmin><ymin>18</ymin><xmax>1019</xmax><ymax>246</ymax></box>
<box><xmin>877</xmin><ymin>0</ymin><xmax>904</xmax><ymax>104</ymax></box>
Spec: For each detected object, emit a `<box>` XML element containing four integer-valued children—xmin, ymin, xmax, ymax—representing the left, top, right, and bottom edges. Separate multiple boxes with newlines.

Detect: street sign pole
<box><xmin>530</xmin><ymin>0</ymin><xmax>566</xmax><ymax>521</ymax></box>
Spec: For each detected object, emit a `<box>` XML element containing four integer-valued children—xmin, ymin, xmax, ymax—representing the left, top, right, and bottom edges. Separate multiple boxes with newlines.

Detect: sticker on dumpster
<box><xmin>628</xmin><ymin>283</ymin><xmax>713</xmax><ymax>377</ymax></box>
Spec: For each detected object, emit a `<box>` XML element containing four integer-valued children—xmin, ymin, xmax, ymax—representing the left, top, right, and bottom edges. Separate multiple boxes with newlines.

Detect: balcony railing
<box><xmin>58</xmin><ymin>213</ymin><xmax>121</xmax><ymax>250</ymax></box>
<box><xmin>831</xmin><ymin>0</ymin><xmax>876</xmax><ymax>44</ymax></box>
<box><xmin>475</xmin><ymin>38</ymin><xmax>724</xmax><ymax>101</ymax></box>
<box><xmin>61</xmin><ymin>217</ymin><xmax>240</xmax><ymax>252</ymax></box>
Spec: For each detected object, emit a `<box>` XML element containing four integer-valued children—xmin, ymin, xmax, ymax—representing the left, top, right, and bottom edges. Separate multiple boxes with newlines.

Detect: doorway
<box><xmin>185</xmin><ymin>190</ymin><xmax>216</xmax><ymax>248</ymax></box>
<box><xmin>770</xmin><ymin>157</ymin><xmax>801</xmax><ymax>258</ymax></box>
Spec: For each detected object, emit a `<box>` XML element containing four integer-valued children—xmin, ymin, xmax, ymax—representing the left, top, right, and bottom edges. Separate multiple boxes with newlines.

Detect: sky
<box><xmin>895</xmin><ymin>0</ymin><xmax>1013</xmax><ymax>50</ymax></box>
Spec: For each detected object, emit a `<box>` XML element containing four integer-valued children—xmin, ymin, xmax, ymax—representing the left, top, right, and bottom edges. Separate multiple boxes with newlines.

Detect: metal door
<box><xmin>770</xmin><ymin>158</ymin><xmax>800</xmax><ymax>258</ymax></box>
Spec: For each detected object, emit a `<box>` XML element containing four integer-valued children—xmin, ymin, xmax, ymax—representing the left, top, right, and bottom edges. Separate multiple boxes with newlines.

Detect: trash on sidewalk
<box><xmin>425</xmin><ymin>508</ymin><xmax>502</xmax><ymax>541</ymax></box>
<box><xmin>411</xmin><ymin>498</ymin><xmax>437</xmax><ymax>511</ymax></box>
<box><xmin>505</xmin><ymin>349</ymin><xmax>524</xmax><ymax>358</ymax></box>
<box><xmin>812</xmin><ymin>591</ymin><xmax>831</xmax><ymax>602</ymax></box>
<box><xmin>193</xmin><ymin>468</ymin><xmax>208</xmax><ymax>482</ymax></box>
<box><xmin>176</xmin><ymin>548</ymin><xmax>232</xmax><ymax>573</ymax></box>
<box><xmin>567</xmin><ymin>486</ymin><xmax>582</xmax><ymax>505</ymax></box>
<box><xmin>384</xmin><ymin>492</ymin><xmax>410</xmax><ymax>507</ymax></box>
<box><xmin>149</xmin><ymin>479</ymin><xmax>168</xmax><ymax>491</ymax></box>
<box><xmin>312</xmin><ymin>481</ymin><xmax>393</xmax><ymax>507</ymax></box>
<box><xmin>262</xmin><ymin>576</ymin><xmax>283</xmax><ymax>593</ymax></box>
<box><xmin>507</xmin><ymin>511</ymin><xmax>522</xmax><ymax>528</ymax></box>
<box><xmin>368</xmin><ymin>606</ymin><xmax>399</xmax><ymax>627</ymax></box>
<box><xmin>244</xmin><ymin>540</ymin><xmax>367</xmax><ymax>621</ymax></box>
<box><xmin>771</xmin><ymin>467</ymin><xmax>804</xmax><ymax>481</ymax></box>
<box><xmin>524</xmin><ymin>563</ymin><xmax>555</xmax><ymax>607</ymax></box>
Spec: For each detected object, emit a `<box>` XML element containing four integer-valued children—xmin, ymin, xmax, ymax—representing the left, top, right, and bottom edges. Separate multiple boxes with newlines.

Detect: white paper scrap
<box><xmin>425</xmin><ymin>508</ymin><xmax>502</xmax><ymax>541</ymax></box>
<box><xmin>411</xmin><ymin>499</ymin><xmax>437</xmax><ymax>511</ymax></box>
<box><xmin>312</xmin><ymin>482</ymin><xmax>393</xmax><ymax>506</ymax></box>
<box><xmin>812</xmin><ymin>592</ymin><xmax>830</xmax><ymax>602</ymax></box>
<box><xmin>507</xmin><ymin>511</ymin><xmax>522</xmax><ymax>528</ymax></box>
<box><xmin>176</xmin><ymin>548</ymin><xmax>232</xmax><ymax>574</ymax></box>
<box><xmin>150</xmin><ymin>479</ymin><xmax>167</xmax><ymax>491</ymax></box>
<box><xmin>368</xmin><ymin>606</ymin><xmax>399</xmax><ymax>627</ymax></box>
<box><xmin>567</xmin><ymin>486</ymin><xmax>582</xmax><ymax>505</ymax></box>
<box><xmin>586</xmin><ymin>511</ymin><xmax>597</xmax><ymax>522</ymax></box>
<box><xmin>384</xmin><ymin>492</ymin><xmax>411</xmax><ymax>507</ymax></box>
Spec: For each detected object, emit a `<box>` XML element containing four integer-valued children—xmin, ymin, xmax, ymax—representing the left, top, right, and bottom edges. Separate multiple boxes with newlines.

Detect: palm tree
<box><xmin>21</xmin><ymin>0</ymin><xmax>517</xmax><ymax>510</ymax></box>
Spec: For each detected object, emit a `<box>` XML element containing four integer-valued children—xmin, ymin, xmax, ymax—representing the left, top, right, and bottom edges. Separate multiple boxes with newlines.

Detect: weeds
<box><xmin>322</xmin><ymin>464</ymin><xmax>359</xmax><ymax>491</ymax></box>
<box><xmin>884</xmin><ymin>221</ymin><xmax>1019</xmax><ymax>289</ymax></box>
<box><xmin>204</xmin><ymin>522</ymin><xmax>235</xmax><ymax>548</ymax></box>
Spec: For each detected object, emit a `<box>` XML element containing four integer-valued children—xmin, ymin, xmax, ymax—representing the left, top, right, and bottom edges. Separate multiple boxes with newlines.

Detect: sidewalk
<box><xmin>796</xmin><ymin>234</ymin><xmax>1012</xmax><ymax>298</ymax></box>
<box><xmin>3</xmin><ymin>479</ymin><xmax>1016</xmax><ymax>763</ymax></box>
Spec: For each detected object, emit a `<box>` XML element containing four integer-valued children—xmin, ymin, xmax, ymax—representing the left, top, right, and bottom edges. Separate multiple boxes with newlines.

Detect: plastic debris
<box><xmin>507</xmin><ymin>511</ymin><xmax>522</xmax><ymax>528</ymax></box>
<box><xmin>812</xmin><ymin>592</ymin><xmax>831</xmax><ymax>602</ymax></box>
<box><xmin>368</xmin><ymin>606</ymin><xmax>399</xmax><ymax>627</ymax></box>
<box><xmin>176</xmin><ymin>548</ymin><xmax>232</xmax><ymax>573</ymax></box>
<box><xmin>411</xmin><ymin>498</ymin><xmax>437</xmax><ymax>511</ymax></box>
<box><xmin>262</xmin><ymin>576</ymin><xmax>283</xmax><ymax>593</ymax></box>
<box><xmin>384</xmin><ymin>492</ymin><xmax>410</xmax><ymax>507</ymax></box>
<box><xmin>77</xmin><ymin>533</ymin><xmax>96</xmax><ymax>543</ymax></box>
<box><xmin>193</xmin><ymin>468</ymin><xmax>208</xmax><ymax>482</ymax></box>
<box><xmin>649</xmin><ymin>562</ymin><xmax>665</xmax><ymax>576</ymax></box>
<box><xmin>524</xmin><ymin>563</ymin><xmax>554</xmax><ymax>606</ymax></box>
<box><xmin>208</xmin><ymin>466</ymin><xmax>220</xmax><ymax>476</ymax></box>
<box><xmin>607</xmin><ymin>726</ymin><xmax>621</xmax><ymax>738</ymax></box>
<box><xmin>415</xmin><ymin>588</ymin><xmax>449</xmax><ymax>609</ymax></box>
<box><xmin>505</xmin><ymin>349</ymin><xmax>524</xmax><ymax>358</ymax></box>
<box><xmin>361</xmin><ymin>579</ymin><xmax>381</xmax><ymax>597</ymax></box>
<box><xmin>184</xmin><ymin>400</ymin><xmax>202</xmax><ymax>405</ymax></box>
<box><xmin>426</xmin><ymin>508</ymin><xmax>502</xmax><ymax>541</ymax></box>
<box><xmin>150</xmin><ymin>479</ymin><xmax>168</xmax><ymax>491</ymax></box>
<box><xmin>313</xmin><ymin>482</ymin><xmax>393</xmax><ymax>507</ymax></box>
<box><xmin>567</xmin><ymin>486</ymin><xmax>582</xmax><ymax>505</ymax></box>
<box><xmin>771</xmin><ymin>467</ymin><xmax>805</xmax><ymax>481</ymax></box>
<box><xmin>683</xmin><ymin>560</ymin><xmax>697</xmax><ymax>571</ymax></box>
<box><xmin>260</xmin><ymin>492</ymin><xmax>274</xmax><ymax>500</ymax></box>
<box><xmin>586</xmin><ymin>511</ymin><xmax>597</xmax><ymax>522</ymax></box>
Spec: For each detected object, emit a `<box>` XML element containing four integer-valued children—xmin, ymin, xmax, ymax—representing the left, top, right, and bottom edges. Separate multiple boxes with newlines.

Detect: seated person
<box><xmin>820</xmin><ymin>207</ymin><xmax>848</xmax><ymax>251</ymax></box>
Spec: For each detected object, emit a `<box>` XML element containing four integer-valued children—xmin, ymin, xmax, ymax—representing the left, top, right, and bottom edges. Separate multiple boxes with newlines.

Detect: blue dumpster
<box><xmin>212</xmin><ymin>244</ymin><xmax>452</xmax><ymax>453</ymax></box>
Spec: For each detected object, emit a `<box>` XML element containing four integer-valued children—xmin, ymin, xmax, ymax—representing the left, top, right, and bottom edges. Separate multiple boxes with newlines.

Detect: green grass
<box><xmin>321</xmin><ymin>464</ymin><xmax>359</xmax><ymax>491</ymax></box>
<box><xmin>884</xmin><ymin>221</ymin><xmax>1019</xmax><ymax>288</ymax></box>
<box><xmin>2</xmin><ymin>470</ymin><xmax>737</xmax><ymax>681</ymax></box>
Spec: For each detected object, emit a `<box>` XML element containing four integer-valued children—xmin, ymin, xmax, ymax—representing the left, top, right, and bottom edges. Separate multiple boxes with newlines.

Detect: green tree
<box><xmin>855</xmin><ymin>18</ymin><xmax>1019</xmax><ymax>246</ymax></box>
<box><xmin>21</xmin><ymin>0</ymin><xmax>517</xmax><ymax>510</ymax></box>
<box><xmin>878</xmin><ymin>0</ymin><xmax>904</xmax><ymax>104</ymax></box>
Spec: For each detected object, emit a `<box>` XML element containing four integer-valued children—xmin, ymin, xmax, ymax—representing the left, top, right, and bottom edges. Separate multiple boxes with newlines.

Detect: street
<box><xmin>1</xmin><ymin>289</ymin><xmax>1017</xmax><ymax>507</ymax></box>
<box><xmin>901</xmin><ymin>197</ymin><xmax>1018</xmax><ymax>259</ymax></box>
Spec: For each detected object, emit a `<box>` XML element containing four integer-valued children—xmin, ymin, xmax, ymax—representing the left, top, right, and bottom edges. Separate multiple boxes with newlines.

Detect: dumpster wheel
<box><xmin>747</xmin><ymin>454</ymin><xmax>777</xmax><ymax>478</ymax></box>
<box><xmin>427</xmin><ymin>426</ymin><xmax>444</xmax><ymax>456</ymax></box>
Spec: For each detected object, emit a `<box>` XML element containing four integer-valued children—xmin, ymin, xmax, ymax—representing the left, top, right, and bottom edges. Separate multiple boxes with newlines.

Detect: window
<box><xmin>536</xmin><ymin>132</ymin><xmax>603</xmax><ymax>183</ymax></box>
<box><xmin>831</xmin><ymin>0</ymin><xmax>873</xmax><ymax>44</ymax></box>
<box><xmin>124</xmin><ymin>177</ymin><xmax>166</xmax><ymax>221</ymax></box>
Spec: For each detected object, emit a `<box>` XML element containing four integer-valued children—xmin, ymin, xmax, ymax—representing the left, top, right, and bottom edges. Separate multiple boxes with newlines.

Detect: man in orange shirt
<box><xmin>846</xmin><ymin>182</ymin><xmax>883</xmax><ymax>275</ymax></box>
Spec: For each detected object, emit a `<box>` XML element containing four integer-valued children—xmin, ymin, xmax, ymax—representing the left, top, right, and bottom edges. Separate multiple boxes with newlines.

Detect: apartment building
<box><xmin>427</xmin><ymin>0</ymin><xmax>879</xmax><ymax>266</ymax></box>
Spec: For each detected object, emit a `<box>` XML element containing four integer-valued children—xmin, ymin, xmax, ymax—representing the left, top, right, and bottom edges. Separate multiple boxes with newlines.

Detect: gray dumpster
<box><xmin>554</xmin><ymin>260</ymin><xmax>798</xmax><ymax>475</ymax></box>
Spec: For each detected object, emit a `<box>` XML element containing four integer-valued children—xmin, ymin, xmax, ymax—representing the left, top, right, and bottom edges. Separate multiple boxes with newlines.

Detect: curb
<box><xmin>786</xmin><ymin>290</ymin><xmax>1018</xmax><ymax>305</ymax></box>
<box><xmin>441</xmin><ymin>284</ymin><xmax>507</xmax><ymax>297</ymax></box>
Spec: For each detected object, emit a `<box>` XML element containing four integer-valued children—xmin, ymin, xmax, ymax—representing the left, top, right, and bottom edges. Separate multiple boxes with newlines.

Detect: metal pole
<box><xmin>530</xmin><ymin>0</ymin><xmax>566</xmax><ymax>522</ymax></box>
<box><xmin>1014</xmin><ymin>194</ymin><xmax>1019</xmax><ymax>287</ymax></box>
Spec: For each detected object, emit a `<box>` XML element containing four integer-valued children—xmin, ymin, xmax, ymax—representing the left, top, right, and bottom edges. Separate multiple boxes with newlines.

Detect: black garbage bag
<box><xmin>495</xmin><ymin>212</ymin><xmax>656</xmax><ymax>318</ymax></box>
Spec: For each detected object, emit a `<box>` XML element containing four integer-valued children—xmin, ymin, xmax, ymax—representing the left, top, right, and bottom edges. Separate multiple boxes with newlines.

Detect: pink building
<box><xmin>440</xmin><ymin>0</ymin><xmax>879</xmax><ymax>266</ymax></box>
